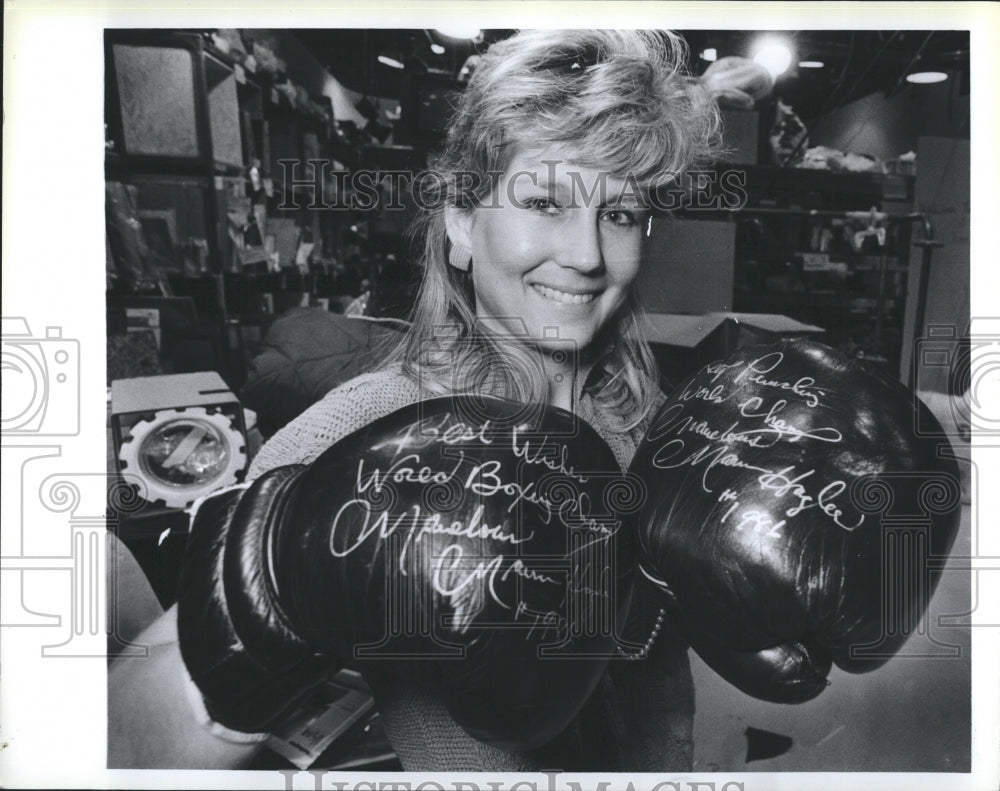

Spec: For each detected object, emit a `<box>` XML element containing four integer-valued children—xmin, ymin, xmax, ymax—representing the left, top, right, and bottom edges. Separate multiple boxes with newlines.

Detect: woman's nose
<box><xmin>558</xmin><ymin>211</ymin><xmax>604</xmax><ymax>274</ymax></box>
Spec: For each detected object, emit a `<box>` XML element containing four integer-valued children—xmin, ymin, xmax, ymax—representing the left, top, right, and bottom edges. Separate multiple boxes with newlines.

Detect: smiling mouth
<box><xmin>531</xmin><ymin>284</ymin><xmax>598</xmax><ymax>305</ymax></box>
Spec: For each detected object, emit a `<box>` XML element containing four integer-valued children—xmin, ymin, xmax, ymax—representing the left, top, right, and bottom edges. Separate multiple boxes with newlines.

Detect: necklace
<box><xmin>616</xmin><ymin>607</ymin><xmax>666</xmax><ymax>661</ymax></box>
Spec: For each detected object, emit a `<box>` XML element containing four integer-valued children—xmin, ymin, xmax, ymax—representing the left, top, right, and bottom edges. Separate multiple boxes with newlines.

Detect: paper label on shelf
<box><xmin>125</xmin><ymin>308</ymin><xmax>162</xmax><ymax>350</ymax></box>
<box><xmin>802</xmin><ymin>260</ymin><xmax>843</xmax><ymax>272</ymax></box>
<box><xmin>238</xmin><ymin>246</ymin><xmax>270</xmax><ymax>267</ymax></box>
<box><xmin>799</xmin><ymin>252</ymin><xmax>830</xmax><ymax>270</ymax></box>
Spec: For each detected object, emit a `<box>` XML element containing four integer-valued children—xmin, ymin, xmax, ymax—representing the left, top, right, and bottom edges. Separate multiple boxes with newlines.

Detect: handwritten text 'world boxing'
<box><xmin>328</xmin><ymin>417</ymin><xmax>617</xmax><ymax>621</ymax></box>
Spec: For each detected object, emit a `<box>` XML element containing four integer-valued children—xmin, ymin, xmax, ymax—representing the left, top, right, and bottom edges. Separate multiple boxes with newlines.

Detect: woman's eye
<box><xmin>602</xmin><ymin>209</ymin><xmax>638</xmax><ymax>228</ymax></box>
<box><xmin>526</xmin><ymin>197</ymin><xmax>561</xmax><ymax>215</ymax></box>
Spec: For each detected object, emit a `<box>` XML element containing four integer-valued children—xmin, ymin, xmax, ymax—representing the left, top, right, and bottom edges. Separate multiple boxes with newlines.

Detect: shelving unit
<box><xmin>104</xmin><ymin>30</ymin><xmax>397</xmax><ymax>388</ymax></box>
<box><xmin>671</xmin><ymin>164</ymin><xmax>923</xmax><ymax>373</ymax></box>
<box><xmin>105</xmin><ymin>30</ymin><xmax>248</xmax><ymax>385</ymax></box>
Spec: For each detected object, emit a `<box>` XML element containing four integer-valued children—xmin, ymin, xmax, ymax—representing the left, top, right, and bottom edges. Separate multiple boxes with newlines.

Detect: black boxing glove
<box><xmin>628</xmin><ymin>340</ymin><xmax>961</xmax><ymax>703</ymax></box>
<box><xmin>178</xmin><ymin>395</ymin><xmax>635</xmax><ymax>747</ymax></box>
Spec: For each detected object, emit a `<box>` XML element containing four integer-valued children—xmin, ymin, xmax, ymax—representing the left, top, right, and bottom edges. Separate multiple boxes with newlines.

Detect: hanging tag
<box><xmin>295</xmin><ymin>242</ymin><xmax>315</xmax><ymax>266</ymax></box>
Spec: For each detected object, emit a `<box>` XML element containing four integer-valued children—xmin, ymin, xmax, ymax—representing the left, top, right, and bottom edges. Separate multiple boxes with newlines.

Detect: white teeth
<box><xmin>531</xmin><ymin>284</ymin><xmax>596</xmax><ymax>305</ymax></box>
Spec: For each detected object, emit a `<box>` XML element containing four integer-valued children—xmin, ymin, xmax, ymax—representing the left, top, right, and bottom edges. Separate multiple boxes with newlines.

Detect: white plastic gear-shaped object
<box><xmin>118</xmin><ymin>407</ymin><xmax>247</xmax><ymax>509</ymax></box>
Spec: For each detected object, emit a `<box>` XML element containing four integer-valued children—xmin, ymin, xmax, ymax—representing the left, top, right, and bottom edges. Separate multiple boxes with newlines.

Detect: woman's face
<box><xmin>448</xmin><ymin>145</ymin><xmax>650</xmax><ymax>355</ymax></box>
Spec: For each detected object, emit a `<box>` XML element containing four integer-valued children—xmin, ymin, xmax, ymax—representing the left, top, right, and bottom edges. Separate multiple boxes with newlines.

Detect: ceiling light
<box><xmin>430</xmin><ymin>43</ymin><xmax>446</xmax><ymax>55</ymax></box>
<box><xmin>700</xmin><ymin>48</ymin><xmax>718</xmax><ymax>62</ymax></box>
<box><xmin>377</xmin><ymin>54</ymin><xmax>404</xmax><ymax>70</ymax></box>
<box><xmin>434</xmin><ymin>26</ymin><xmax>481</xmax><ymax>40</ymax></box>
<box><xmin>903</xmin><ymin>46</ymin><xmax>956</xmax><ymax>87</ymax></box>
<box><xmin>752</xmin><ymin>36</ymin><xmax>794</xmax><ymax>79</ymax></box>
<box><xmin>906</xmin><ymin>70</ymin><xmax>948</xmax><ymax>84</ymax></box>
<box><xmin>798</xmin><ymin>60</ymin><xmax>824</xmax><ymax>69</ymax></box>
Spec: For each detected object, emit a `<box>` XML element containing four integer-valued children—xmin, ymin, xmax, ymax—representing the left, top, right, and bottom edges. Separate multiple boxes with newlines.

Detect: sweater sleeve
<box><xmin>246</xmin><ymin>369</ymin><xmax>421</xmax><ymax>479</ymax></box>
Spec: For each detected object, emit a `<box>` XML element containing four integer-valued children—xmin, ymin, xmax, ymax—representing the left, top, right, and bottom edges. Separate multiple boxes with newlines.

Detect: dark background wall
<box><xmin>809</xmin><ymin>74</ymin><xmax>969</xmax><ymax>160</ymax></box>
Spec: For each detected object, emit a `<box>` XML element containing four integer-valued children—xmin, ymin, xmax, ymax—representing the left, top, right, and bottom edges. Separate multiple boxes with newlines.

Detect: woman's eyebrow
<box><xmin>530</xmin><ymin>173</ymin><xmax>649</xmax><ymax>209</ymax></box>
<box><xmin>531</xmin><ymin>178</ymin><xmax>574</xmax><ymax>200</ymax></box>
<box><xmin>601</xmin><ymin>196</ymin><xmax>649</xmax><ymax>210</ymax></box>
<box><xmin>533</xmin><ymin>177</ymin><xmax>565</xmax><ymax>191</ymax></box>
<box><xmin>602</xmin><ymin>181</ymin><xmax>651</xmax><ymax>209</ymax></box>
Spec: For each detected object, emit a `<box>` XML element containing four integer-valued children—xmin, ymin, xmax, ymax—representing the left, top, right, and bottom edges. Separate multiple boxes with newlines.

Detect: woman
<box><xmin>109</xmin><ymin>29</ymin><xmax>769</xmax><ymax>770</ymax></box>
<box><xmin>253</xmin><ymin>27</ymin><xmax>725</xmax><ymax>473</ymax></box>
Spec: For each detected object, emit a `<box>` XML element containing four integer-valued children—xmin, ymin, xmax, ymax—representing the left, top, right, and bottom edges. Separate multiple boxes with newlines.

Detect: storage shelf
<box><xmin>726</xmin><ymin>164</ymin><xmax>914</xmax><ymax>207</ymax></box>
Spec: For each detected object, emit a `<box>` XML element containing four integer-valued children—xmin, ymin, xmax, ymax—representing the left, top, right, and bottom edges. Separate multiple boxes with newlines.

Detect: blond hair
<box><xmin>383</xmin><ymin>29</ymin><xmax>721</xmax><ymax>430</ymax></box>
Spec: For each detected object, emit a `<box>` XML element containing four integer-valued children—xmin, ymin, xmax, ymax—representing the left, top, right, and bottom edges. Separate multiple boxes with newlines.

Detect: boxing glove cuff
<box><xmin>178</xmin><ymin>470</ymin><xmax>337</xmax><ymax>735</ymax></box>
<box><xmin>179</xmin><ymin>662</ymin><xmax>270</xmax><ymax>744</ymax></box>
<box><xmin>685</xmin><ymin>631</ymin><xmax>832</xmax><ymax>703</ymax></box>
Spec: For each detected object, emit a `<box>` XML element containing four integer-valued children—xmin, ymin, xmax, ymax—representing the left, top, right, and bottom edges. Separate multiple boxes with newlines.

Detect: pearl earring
<box><xmin>448</xmin><ymin>242</ymin><xmax>472</xmax><ymax>272</ymax></box>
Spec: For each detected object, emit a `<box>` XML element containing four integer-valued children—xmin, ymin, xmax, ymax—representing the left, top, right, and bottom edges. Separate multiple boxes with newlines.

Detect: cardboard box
<box><xmin>718</xmin><ymin>109</ymin><xmax>760</xmax><ymax>165</ymax></box>
<box><xmin>638</xmin><ymin>219</ymin><xmax>735</xmax><ymax>314</ymax></box>
<box><xmin>641</xmin><ymin>311</ymin><xmax>825</xmax><ymax>385</ymax></box>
